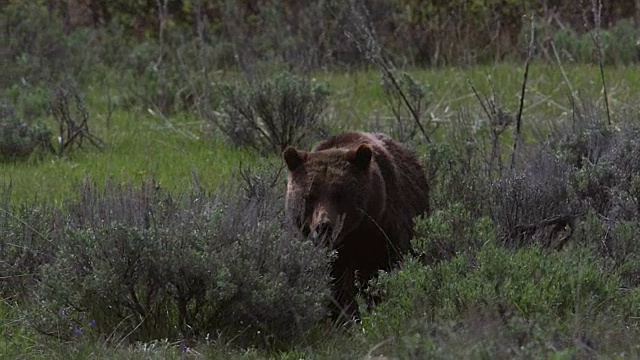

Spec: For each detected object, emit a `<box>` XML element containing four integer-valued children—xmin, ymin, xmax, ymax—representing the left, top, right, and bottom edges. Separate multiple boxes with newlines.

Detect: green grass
<box><xmin>5</xmin><ymin>63</ymin><xmax>640</xmax><ymax>204</ymax></box>
<box><xmin>2</xmin><ymin>64</ymin><xmax>640</xmax><ymax>359</ymax></box>
<box><xmin>3</xmin><ymin>110</ymin><xmax>257</xmax><ymax>204</ymax></box>
<box><xmin>322</xmin><ymin>63</ymin><xmax>640</xmax><ymax>129</ymax></box>
<box><xmin>4</xmin><ymin>64</ymin><xmax>640</xmax><ymax>203</ymax></box>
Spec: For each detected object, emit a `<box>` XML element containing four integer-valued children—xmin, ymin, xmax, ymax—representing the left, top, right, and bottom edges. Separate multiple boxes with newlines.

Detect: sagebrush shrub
<box><xmin>551</xmin><ymin>19</ymin><xmax>640</xmax><ymax>65</ymax></box>
<box><xmin>380</xmin><ymin>71</ymin><xmax>432</xmax><ymax>142</ymax></box>
<box><xmin>368</xmin><ymin>240</ymin><xmax>640</xmax><ymax>357</ymax></box>
<box><xmin>124</xmin><ymin>39</ymin><xmax>188</xmax><ymax>114</ymax></box>
<box><xmin>606</xmin><ymin>19</ymin><xmax>640</xmax><ymax>65</ymax></box>
<box><xmin>492</xmin><ymin>149</ymin><xmax>581</xmax><ymax>249</ymax></box>
<box><xmin>0</xmin><ymin>187</ymin><xmax>56</xmax><ymax>299</ymax></box>
<box><xmin>213</xmin><ymin>71</ymin><xmax>330</xmax><ymax>155</ymax></box>
<box><xmin>554</xmin><ymin>117</ymin><xmax>612</xmax><ymax>169</ymax></box>
<box><xmin>552</xmin><ymin>27</ymin><xmax>592</xmax><ymax>63</ymax></box>
<box><xmin>570</xmin><ymin>126</ymin><xmax>640</xmax><ymax>266</ymax></box>
<box><xmin>6</xmin><ymin>84</ymin><xmax>52</xmax><ymax>120</ymax></box>
<box><xmin>25</xmin><ymin>171</ymin><xmax>331</xmax><ymax>348</ymax></box>
<box><xmin>4</xmin><ymin>2</ymin><xmax>68</xmax><ymax>84</ymax></box>
<box><xmin>422</xmin><ymin>142</ymin><xmax>489</xmax><ymax>216</ymax></box>
<box><xmin>0</xmin><ymin>105</ymin><xmax>51</xmax><ymax>162</ymax></box>
<box><xmin>552</xmin><ymin>121</ymin><xmax>640</xmax><ymax>263</ymax></box>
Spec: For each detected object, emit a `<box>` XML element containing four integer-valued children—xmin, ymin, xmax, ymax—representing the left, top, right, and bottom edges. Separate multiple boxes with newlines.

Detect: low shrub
<box><xmin>491</xmin><ymin>149</ymin><xmax>581</xmax><ymax>249</ymax></box>
<box><xmin>4</xmin><ymin>2</ymin><xmax>68</xmax><ymax>85</ymax></box>
<box><xmin>17</xmin><ymin>169</ymin><xmax>331</xmax><ymax>349</ymax></box>
<box><xmin>6</xmin><ymin>84</ymin><xmax>52</xmax><ymax>121</ymax></box>
<box><xmin>551</xmin><ymin>19</ymin><xmax>640</xmax><ymax>65</ymax></box>
<box><xmin>367</xmin><ymin>239</ymin><xmax>640</xmax><ymax>358</ymax></box>
<box><xmin>0</xmin><ymin>105</ymin><xmax>51</xmax><ymax>162</ymax></box>
<box><xmin>0</xmin><ymin>182</ymin><xmax>56</xmax><ymax>300</ymax></box>
<box><xmin>211</xmin><ymin>70</ymin><xmax>330</xmax><ymax>155</ymax></box>
<box><xmin>362</xmin><ymin>101</ymin><xmax>640</xmax><ymax>357</ymax></box>
<box><xmin>123</xmin><ymin>38</ymin><xmax>189</xmax><ymax>114</ymax></box>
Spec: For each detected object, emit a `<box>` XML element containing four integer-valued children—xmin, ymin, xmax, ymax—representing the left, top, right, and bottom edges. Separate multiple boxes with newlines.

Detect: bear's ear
<box><xmin>283</xmin><ymin>146</ymin><xmax>307</xmax><ymax>171</ymax></box>
<box><xmin>347</xmin><ymin>144</ymin><xmax>372</xmax><ymax>169</ymax></box>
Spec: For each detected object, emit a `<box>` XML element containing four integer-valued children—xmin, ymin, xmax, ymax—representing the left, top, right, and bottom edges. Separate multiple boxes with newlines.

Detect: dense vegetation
<box><xmin>2</xmin><ymin>1</ymin><xmax>640</xmax><ymax>358</ymax></box>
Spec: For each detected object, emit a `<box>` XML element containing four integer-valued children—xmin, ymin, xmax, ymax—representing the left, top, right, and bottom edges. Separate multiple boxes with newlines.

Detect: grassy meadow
<box><xmin>4</xmin><ymin>63</ymin><xmax>640</xmax><ymax>202</ymax></box>
<box><xmin>2</xmin><ymin>61</ymin><xmax>640</xmax><ymax>359</ymax></box>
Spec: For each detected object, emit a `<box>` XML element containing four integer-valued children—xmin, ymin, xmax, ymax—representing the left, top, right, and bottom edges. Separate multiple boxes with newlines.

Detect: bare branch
<box><xmin>587</xmin><ymin>0</ymin><xmax>612</xmax><ymax>126</ymax></box>
<box><xmin>510</xmin><ymin>14</ymin><xmax>535</xmax><ymax>170</ymax></box>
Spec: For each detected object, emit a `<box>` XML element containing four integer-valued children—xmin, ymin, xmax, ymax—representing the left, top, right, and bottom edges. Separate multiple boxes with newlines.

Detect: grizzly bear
<box><xmin>283</xmin><ymin>131</ymin><xmax>430</xmax><ymax>322</ymax></box>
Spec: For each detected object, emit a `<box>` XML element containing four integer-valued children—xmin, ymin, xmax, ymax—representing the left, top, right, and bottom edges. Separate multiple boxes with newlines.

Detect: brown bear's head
<box><xmin>282</xmin><ymin>144</ymin><xmax>385</xmax><ymax>248</ymax></box>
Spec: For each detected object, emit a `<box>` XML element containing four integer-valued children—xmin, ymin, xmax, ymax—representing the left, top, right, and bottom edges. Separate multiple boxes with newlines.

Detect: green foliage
<box><xmin>18</xmin><ymin>174</ymin><xmax>331</xmax><ymax>348</ymax></box>
<box><xmin>553</xmin><ymin>27</ymin><xmax>594</xmax><ymax>63</ymax></box>
<box><xmin>606</xmin><ymin>19</ymin><xmax>640</xmax><ymax>65</ymax></box>
<box><xmin>2</xmin><ymin>59</ymin><xmax>640</xmax><ymax>358</ymax></box>
<box><xmin>6</xmin><ymin>84</ymin><xmax>52</xmax><ymax>120</ymax></box>
<box><xmin>552</xmin><ymin>19</ymin><xmax>640</xmax><ymax>65</ymax></box>
<box><xmin>379</xmin><ymin>244</ymin><xmax>619</xmax><ymax>322</ymax></box>
<box><xmin>214</xmin><ymin>71</ymin><xmax>330</xmax><ymax>154</ymax></box>
<box><xmin>0</xmin><ymin>195</ymin><xmax>55</xmax><ymax>299</ymax></box>
<box><xmin>413</xmin><ymin>204</ymin><xmax>492</xmax><ymax>265</ymax></box>
<box><xmin>5</xmin><ymin>1</ymin><xmax>68</xmax><ymax>84</ymax></box>
<box><xmin>421</xmin><ymin>142</ymin><xmax>489</xmax><ymax>217</ymax></box>
<box><xmin>4</xmin><ymin>2</ymin><xmax>105</xmax><ymax>87</ymax></box>
<box><xmin>122</xmin><ymin>37</ymin><xmax>193</xmax><ymax>114</ymax></box>
<box><xmin>367</xmin><ymin>240</ymin><xmax>639</xmax><ymax>357</ymax></box>
<box><xmin>380</xmin><ymin>71</ymin><xmax>432</xmax><ymax>142</ymax></box>
<box><xmin>0</xmin><ymin>105</ymin><xmax>51</xmax><ymax>162</ymax></box>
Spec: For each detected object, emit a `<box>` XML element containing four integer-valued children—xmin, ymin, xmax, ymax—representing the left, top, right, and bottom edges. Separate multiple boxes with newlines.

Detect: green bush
<box><xmin>17</xmin><ymin>171</ymin><xmax>331</xmax><ymax>349</ymax></box>
<box><xmin>552</xmin><ymin>27</ymin><xmax>593</xmax><ymax>63</ymax></box>
<box><xmin>552</xmin><ymin>19</ymin><xmax>640</xmax><ymax>65</ymax></box>
<box><xmin>5</xmin><ymin>2</ymin><xmax>125</xmax><ymax>87</ymax></box>
<box><xmin>366</xmin><ymin>240</ymin><xmax>639</xmax><ymax>357</ymax></box>
<box><xmin>0</xmin><ymin>105</ymin><xmax>51</xmax><ymax>162</ymax></box>
<box><xmin>6</xmin><ymin>83</ymin><xmax>52</xmax><ymax>120</ymax></box>
<box><xmin>213</xmin><ymin>70</ymin><xmax>330</xmax><ymax>154</ymax></box>
<box><xmin>492</xmin><ymin>150</ymin><xmax>581</xmax><ymax>249</ymax></box>
<box><xmin>352</xmin><ymin>101</ymin><xmax>640</xmax><ymax>357</ymax></box>
<box><xmin>124</xmin><ymin>39</ymin><xmax>183</xmax><ymax>114</ymax></box>
<box><xmin>5</xmin><ymin>1</ymin><xmax>68</xmax><ymax>84</ymax></box>
<box><xmin>421</xmin><ymin>142</ymin><xmax>490</xmax><ymax>216</ymax></box>
<box><xmin>606</xmin><ymin>19</ymin><xmax>640</xmax><ymax>65</ymax></box>
<box><xmin>0</xmin><ymin>189</ymin><xmax>56</xmax><ymax>299</ymax></box>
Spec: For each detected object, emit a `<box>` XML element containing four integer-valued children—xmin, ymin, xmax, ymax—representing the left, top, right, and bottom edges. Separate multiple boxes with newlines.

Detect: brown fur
<box><xmin>283</xmin><ymin>132</ymin><xmax>430</xmax><ymax>322</ymax></box>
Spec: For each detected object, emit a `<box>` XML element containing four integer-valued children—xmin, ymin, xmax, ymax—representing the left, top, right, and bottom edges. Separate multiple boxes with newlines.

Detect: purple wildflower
<box><xmin>89</xmin><ymin>319</ymin><xmax>97</xmax><ymax>327</ymax></box>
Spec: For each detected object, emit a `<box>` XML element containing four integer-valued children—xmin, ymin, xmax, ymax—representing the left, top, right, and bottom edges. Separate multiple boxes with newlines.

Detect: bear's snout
<box><xmin>313</xmin><ymin>221</ymin><xmax>334</xmax><ymax>242</ymax></box>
